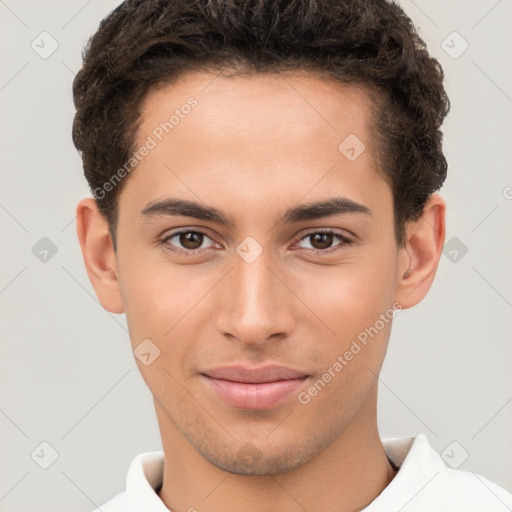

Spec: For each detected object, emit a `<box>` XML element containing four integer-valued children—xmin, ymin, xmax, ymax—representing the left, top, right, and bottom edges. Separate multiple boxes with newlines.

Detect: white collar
<box><xmin>99</xmin><ymin>433</ymin><xmax>511</xmax><ymax>511</ymax></box>
<box><xmin>122</xmin><ymin>434</ymin><xmax>421</xmax><ymax>510</ymax></box>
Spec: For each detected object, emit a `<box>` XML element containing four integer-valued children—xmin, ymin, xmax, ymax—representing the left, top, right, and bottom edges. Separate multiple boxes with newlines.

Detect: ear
<box><xmin>394</xmin><ymin>193</ymin><xmax>446</xmax><ymax>309</ymax></box>
<box><xmin>75</xmin><ymin>197</ymin><xmax>124</xmax><ymax>314</ymax></box>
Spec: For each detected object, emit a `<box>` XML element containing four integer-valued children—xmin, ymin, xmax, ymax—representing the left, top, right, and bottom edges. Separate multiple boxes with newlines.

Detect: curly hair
<box><xmin>72</xmin><ymin>0</ymin><xmax>450</xmax><ymax>250</ymax></box>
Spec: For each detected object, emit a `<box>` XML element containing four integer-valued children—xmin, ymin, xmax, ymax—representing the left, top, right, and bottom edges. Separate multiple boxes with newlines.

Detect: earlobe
<box><xmin>75</xmin><ymin>197</ymin><xmax>125</xmax><ymax>314</ymax></box>
<box><xmin>395</xmin><ymin>193</ymin><xmax>446</xmax><ymax>309</ymax></box>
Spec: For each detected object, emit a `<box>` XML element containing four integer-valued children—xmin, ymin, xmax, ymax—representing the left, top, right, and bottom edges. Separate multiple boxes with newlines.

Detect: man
<box><xmin>72</xmin><ymin>0</ymin><xmax>512</xmax><ymax>510</ymax></box>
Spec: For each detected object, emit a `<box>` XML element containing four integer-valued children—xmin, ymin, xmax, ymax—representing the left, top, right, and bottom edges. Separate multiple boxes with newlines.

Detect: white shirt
<box><xmin>92</xmin><ymin>433</ymin><xmax>512</xmax><ymax>511</ymax></box>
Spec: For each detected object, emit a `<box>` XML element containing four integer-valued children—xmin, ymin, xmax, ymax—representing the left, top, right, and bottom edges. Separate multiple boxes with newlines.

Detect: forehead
<box><xmin>120</xmin><ymin>70</ymin><xmax>392</xmax><ymax>230</ymax></box>
<box><xmin>136</xmin><ymin>69</ymin><xmax>377</xmax><ymax>155</ymax></box>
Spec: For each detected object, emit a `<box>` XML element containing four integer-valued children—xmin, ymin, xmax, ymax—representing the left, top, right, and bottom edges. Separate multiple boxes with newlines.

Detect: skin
<box><xmin>76</xmin><ymin>70</ymin><xmax>445</xmax><ymax>512</ymax></box>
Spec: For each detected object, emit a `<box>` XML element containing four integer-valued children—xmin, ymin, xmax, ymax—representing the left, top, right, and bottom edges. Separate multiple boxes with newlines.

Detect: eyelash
<box><xmin>158</xmin><ymin>228</ymin><xmax>354</xmax><ymax>256</ymax></box>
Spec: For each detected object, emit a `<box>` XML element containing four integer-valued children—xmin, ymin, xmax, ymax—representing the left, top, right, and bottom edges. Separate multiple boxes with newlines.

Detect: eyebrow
<box><xmin>140</xmin><ymin>196</ymin><xmax>372</xmax><ymax>227</ymax></box>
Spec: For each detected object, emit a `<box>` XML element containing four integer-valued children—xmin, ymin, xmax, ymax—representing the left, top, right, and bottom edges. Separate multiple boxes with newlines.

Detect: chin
<box><xmin>187</xmin><ymin>431</ymin><xmax>327</xmax><ymax>476</ymax></box>
<box><xmin>203</xmin><ymin>446</ymin><xmax>308</xmax><ymax>476</ymax></box>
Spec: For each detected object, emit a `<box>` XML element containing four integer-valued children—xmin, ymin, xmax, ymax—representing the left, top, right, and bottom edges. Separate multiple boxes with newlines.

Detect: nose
<box><xmin>216</xmin><ymin>250</ymin><xmax>296</xmax><ymax>347</ymax></box>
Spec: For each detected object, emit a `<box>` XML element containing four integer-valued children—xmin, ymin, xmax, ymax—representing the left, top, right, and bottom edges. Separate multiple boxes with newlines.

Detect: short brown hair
<box><xmin>72</xmin><ymin>0</ymin><xmax>450</xmax><ymax>250</ymax></box>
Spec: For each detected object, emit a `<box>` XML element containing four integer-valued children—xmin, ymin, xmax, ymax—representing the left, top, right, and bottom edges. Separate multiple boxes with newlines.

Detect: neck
<box><xmin>155</xmin><ymin>386</ymin><xmax>396</xmax><ymax>512</ymax></box>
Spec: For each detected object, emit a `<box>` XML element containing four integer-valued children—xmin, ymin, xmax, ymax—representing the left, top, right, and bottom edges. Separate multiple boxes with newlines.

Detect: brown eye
<box><xmin>162</xmin><ymin>230</ymin><xmax>216</xmax><ymax>254</ymax></box>
<box><xmin>179</xmin><ymin>232</ymin><xmax>204</xmax><ymax>250</ymax></box>
<box><xmin>309</xmin><ymin>233</ymin><xmax>334</xmax><ymax>250</ymax></box>
<box><xmin>295</xmin><ymin>230</ymin><xmax>353</xmax><ymax>253</ymax></box>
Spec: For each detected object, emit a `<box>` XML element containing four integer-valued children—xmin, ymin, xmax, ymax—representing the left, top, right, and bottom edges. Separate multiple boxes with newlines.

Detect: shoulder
<box><xmin>437</xmin><ymin>465</ymin><xmax>512</xmax><ymax>509</ymax></box>
<box><xmin>90</xmin><ymin>491</ymin><xmax>131</xmax><ymax>512</ymax></box>
<box><xmin>365</xmin><ymin>433</ymin><xmax>512</xmax><ymax>511</ymax></box>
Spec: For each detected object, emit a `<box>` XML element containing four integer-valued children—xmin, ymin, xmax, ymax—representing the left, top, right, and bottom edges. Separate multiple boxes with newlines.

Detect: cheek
<box><xmin>297</xmin><ymin>251</ymin><xmax>397</xmax><ymax>389</ymax></box>
<box><xmin>302</xmin><ymin>257</ymin><xmax>396</xmax><ymax>338</ymax></box>
<box><xmin>299</xmin><ymin>317</ymin><xmax>393</xmax><ymax>420</ymax></box>
<box><xmin>118</xmin><ymin>261</ymin><xmax>217</xmax><ymax>387</ymax></box>
<box><xmin>118</xmin><ymin>266</ymin><xmax>202</xmax><ymax>398</ymax></box>
<box><xmin>119</xmin><ymin>257</ymin><xmax>202</xmax><ymax>338</ymax></box>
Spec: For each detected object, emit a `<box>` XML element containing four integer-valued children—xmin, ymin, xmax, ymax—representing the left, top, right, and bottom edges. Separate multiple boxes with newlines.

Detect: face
<box><xmin>114</xmin><ymin>70</ymin><xmax>403</xmax><ymax>475</ymax></box>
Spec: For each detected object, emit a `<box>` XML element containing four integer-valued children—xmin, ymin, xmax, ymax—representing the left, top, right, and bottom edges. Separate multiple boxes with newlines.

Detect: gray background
<box><xmin>1</xmin><ymin>0</ymin><xmax>511</xmax><ymax>510</ymax></box>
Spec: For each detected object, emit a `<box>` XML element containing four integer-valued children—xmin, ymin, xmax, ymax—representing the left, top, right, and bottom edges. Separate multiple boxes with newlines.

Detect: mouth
<box><xmin>201</xmin><ymin>365</ymin><xmax>310</xmax><ymax>410</ymax></box>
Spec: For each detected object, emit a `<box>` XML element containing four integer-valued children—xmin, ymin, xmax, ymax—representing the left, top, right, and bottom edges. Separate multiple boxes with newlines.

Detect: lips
<box><xmin>204</xmin><ymin>365</ymin><xmax>308</xmax><ymax>383</ymax></box>
<box><xmin>201</xmin><ymin>365</ymin><xmax>309</xmax><ymax>410</ymax></box>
